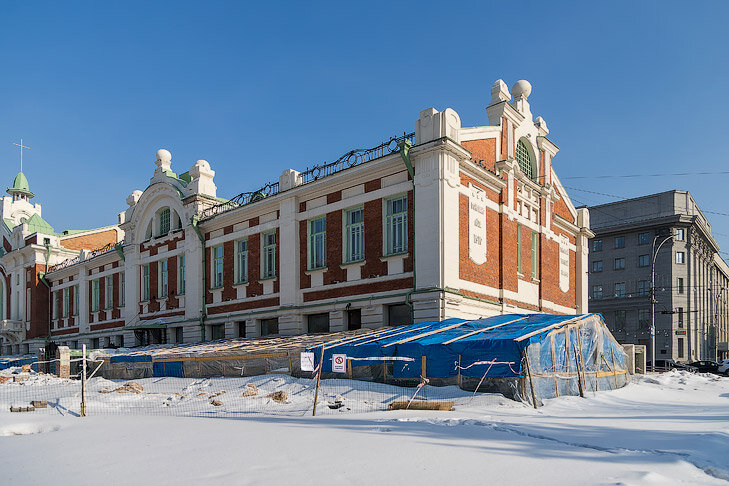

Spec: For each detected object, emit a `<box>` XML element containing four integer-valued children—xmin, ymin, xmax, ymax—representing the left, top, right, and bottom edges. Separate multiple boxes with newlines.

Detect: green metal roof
<box><xmin>7</xmin><ymin>171</ymin><xmax>34</xmax><ymax>197</ymax></box>
<box><xmin>25</xmin><ymin>213</ymin><xmax>54</xmax><ymax>235</ymax></box>
<box><xmin>2</xmin><ymin>218</ymin><xmax>15</xmax><ymax>232</ymax></box>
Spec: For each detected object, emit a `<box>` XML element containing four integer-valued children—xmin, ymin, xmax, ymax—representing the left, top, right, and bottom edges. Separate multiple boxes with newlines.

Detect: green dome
<box><xmin>7</xmin><ymin>171</ymin><xmax>34</xmax><ymax>198</ymax></box>
<box><xmin>13</xmin><ymin>172</ymin><xmax>29</xmax><ymax>192</ymax></box>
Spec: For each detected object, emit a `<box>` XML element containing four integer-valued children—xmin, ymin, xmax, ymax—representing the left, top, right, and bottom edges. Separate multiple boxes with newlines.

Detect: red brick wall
<box><xmin>324</xmin><ymin>210</ymin><xmax>345</xmax><ymax>285</ymax></box>
<box><xmin>61</xmin><ymin>229</ymin><xmax>118</xmax><ymax>252</ymax></box>
<box><xmin>458</xmin><ymin>188</ymin><xmax>500</xmax><ymax>288</ymax></box>
<box><xmin>501</xmin><ymin>117</ymin><xmax>508</xmax><ymax>160</ymax></box>
<box><xmin>462</xmin><ymin>139</ymin><xmax>497</xmax><ymax>171</ymax></box>
<box><xmin>27</xmin><ymin>265</ymin><xmax>49</xmax><ymax>339</ymax></box>
<box><xmin>303</xmin><ymin>277</ymin><xmax>413</xmax><ymax>302</ymax></box>
<box><xmin>207</xmin><ymin>297</ymin><xmax>279</xmax><ymax>315</ymax></box>
<box><xmin>363</xmin><ymin>198</ymin><xmax>387</xmax><ymax>278</ymax></box>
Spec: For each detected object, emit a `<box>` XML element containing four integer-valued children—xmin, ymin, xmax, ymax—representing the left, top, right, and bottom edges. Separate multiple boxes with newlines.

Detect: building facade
<box><xmin>1</xmin><ymin>79</ymin><xmax>593</xmax><ymax>355</ymax></box>
<box><xmin>587</xmin><ymin>191</ymin><xmax>729</xmax><ymax>362</ymax></box>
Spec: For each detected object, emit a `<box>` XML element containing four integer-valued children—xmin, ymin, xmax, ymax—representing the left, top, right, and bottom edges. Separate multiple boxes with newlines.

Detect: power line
<box><xmin>561</xmin><ymin>169</ymin><xmax>729</xmax><ymax>180</ymax></box>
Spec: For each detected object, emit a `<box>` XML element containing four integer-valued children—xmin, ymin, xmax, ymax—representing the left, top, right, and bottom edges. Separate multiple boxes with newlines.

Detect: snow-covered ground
<box><xmin>1</xmin><ymin>370</ymin><xmax>727</xmax><ymax>485</ymax></box>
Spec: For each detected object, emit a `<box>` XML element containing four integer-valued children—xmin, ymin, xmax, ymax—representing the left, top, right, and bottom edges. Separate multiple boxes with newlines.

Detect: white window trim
<box><xmin>177</xmin><ymin>255</ymin><xmax>186</xmax><ymax>295</ymax></box>
<box><xmin>211</xmin><ymin>245</ymin><xmax>224</xmax><ymax>289</ymax></box>
<box><xmin>308</xmin><ymin>216</ymin><xmax>327</xmax><ymax>270</ymax></box>
<box><xmin>159</xmin><ymin>259</ymin><xmax>169</xmax><ymax>298</ymax></box>
<box><xmin>141</xmin><ymin>264</ymin><xmax>150</xmax><ymax>302</ymax></box>
<box><xmin>343</xmin><ymin>206</ymin><xmax>365</xmax><ymax>264</ymax></box>
<box><xmin>383</xmin><ymin>194</ymin><xmax>408</xmax><ymax>257</ymax></box>
<box><xmin>235</xmin><ymin>238</ymin><xmax>249</xmax><ymax>284</ymax></box>
<box><xmin>261</xmin><ymin>231</ymin><xmax>277</xmax><ymax>279</ymax></box>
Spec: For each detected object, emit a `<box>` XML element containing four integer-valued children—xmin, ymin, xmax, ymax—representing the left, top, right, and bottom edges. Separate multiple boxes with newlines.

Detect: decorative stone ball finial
<box><xmin>155</xmin><ymin>149</ymin><xmax>172</xmax><ymax>170</ymax></box>
<box><xmin>511</xmin><ymin>80</ymin><xmax>532</xmax><ymax>100</ymax></box>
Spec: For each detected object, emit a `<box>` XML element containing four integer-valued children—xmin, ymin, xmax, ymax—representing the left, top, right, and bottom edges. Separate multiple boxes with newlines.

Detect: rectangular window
<box><xmin>638</xmin><ymin>232</ymin><xmax>650</xmax><ymax>245</ymax></box>
<box><xmin>92</xmin><ymin>279</ymin><xmax>100</xmax><ymax>312</ymax></box>
<box><xmin>347</xmin><ymin>308</ymin><xmax>362</xmax><ymax>330</ymax></box>
<box><xmin>141</xmin><ymin>264</ymin><xmax>150</xmax><ymax>301</ymax></box>
<box><xmin>531</xmin><ymin>231</ymin><xmax>539</xmax><ymax>280</ymax></box>
<box><xmin>344</xmin><ymin>207</ymin><xmax>364</xmax><ymax>262</ymax></box>
<box><xmin>159</xmin><ymin>259</ymin><xmax>168</xmax><ymax>298</ymax></box>
<box><xmin>385</xmin><ymin>195</ymin><xmax>408</xmax><ymax>255</ymax></box>
<box><xmin>592</xmin><ymin>285</ymin><xmax>603</xmax><ymax>300</ymax></box>
<box><xmin>52</xmin><ymin>291</ymin><xmax>59</xmax><ymax>320</ymax></box>
<box><xmin>260</xmin><ymin>317</ymin><xmax>279</xmax><ymax>336</ymax></box>
<box><xmin>105</xmin><ymin>275</ymin><xmax>113</xmax><ymax>309</ymax></box>
<box><xmin>675</xmin><ymin>252</ymin><xmax>685</xmax><ymax>264</ymax></box>
<box><xmin>678</xmin><ymin>337</ymin><xmax>684</xmax><ymax>358</ymax></box>
<box><xmin>235</xmin><ymin>239</ymin><xmax>248</xmax><ymax>284</ymax></box>
<box><xmin>62</xmin><ymin>287</ymin><xmax>69</xmax><ymax>318</ymax></box>
<box><xmin>308</xmin><ymin>217</ymin><xmax>327</xmax><ymax>270</ymax></box>
<box><xmin>637</xmin><ymin>280</ymin><xmax>650</xmax><ymax>296</ymax></box>
<box><xmin>119</xmin><ymin>272</ymin><xmax>125</xmax><ymax>306</ymax></box>
<box><xmin>592</xmin><ymin>239</ymin><xmax>603</xmax><ymax>252</ymax></box>
<box><xmin>615</xmin><ymin>309</ymin><xmax>626</xmax><ymax>327</ymax></box>
<box><xmin>307</xmin><ymin>313</ymin><xmax>331</xmax><ymax>334</ymax></box>
<box><xmin>592</xmin><ymin>260</ymin><xmax>603</xmax><ymax>273</ymax></box>
<box><xmin>677</xmin><ymin>307</ymin><xmax>684</xmax><ymax>328</ymax></box>
<box><xmin>614</xmin><ymin>236</ymin><xmax>625</xmax><ymax>249</ymax></box>
<box><xmin>638</xmin><ymin>254</ymin><xmax>650</xmax><ymax>267</ymax></box>
<box><xmin>614</xmin><ymin>282</ymin><xmax>626</xmax><ymax>298</ymax></box>
<box><xmin>159</xmin><ymin>208</ymin><xmax>170</xmax><ymax>237</ymax></box>
<box><xmin>178</xmin><ymin>255</ymin><xmax>186</xmax><ymax>295</ymax></box>
<box><xmin>175</xmin><ymin>327</ymin><xmax>184</xmax><ymax>344</ymax></box>
<box><xmin>677</xmin><ymin>277</ymin><xmax>684</xmax><ymax>294</ymax></box>
<box><xmin>262</xmin><ymin>231</ymin><xmax>276</xmax><ymax>279</ymax></box>
<box><xmin>675</xmin><ymin>228</ymin><xmax>685</xmax><ymax>241</ymax></box>
<box><xmin>614</xmin><ymin>257</ymin><xmax>626</xmax><ymax>270</ymax></box>
<box><xmin>388</xmin><ymin>304</ymin><xmax>414</xmax><ymax>326</ymax></box>
<box><xmin>73</xmin><ymin>285</ymin><xmax>79</xmax><ymax>316</ymax></box>
<box><xmin>638</xmin><ymin>309</ymin><xmax>649</xmax><ymax>327</ymax></box>
<box><xmin>211</xmin><ymin>245</ymin><xmax>224</xmax><ymax>288</ymax></box>
<box><xmin>517</xmin><ymin>223</ymin><xmax>523</xmax><ymax>274</ymax></box>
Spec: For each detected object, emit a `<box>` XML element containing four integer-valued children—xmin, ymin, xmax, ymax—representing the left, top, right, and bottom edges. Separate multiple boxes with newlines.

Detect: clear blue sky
<box><xmin>2</xmin><ymin>1</ymin><xmax>728</xmax><ymax>254</ymax></box>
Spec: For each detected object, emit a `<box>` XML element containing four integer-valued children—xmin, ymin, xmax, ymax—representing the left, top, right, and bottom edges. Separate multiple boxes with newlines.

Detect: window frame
<box><xmin>515</xmin><ymin>138</ymin><xmax>537</xmax><ymax>181</ymax></box>
<box><xmin>158</xmin><ymin>207</ymin><xmax>171</xmax><ymax>237</ymax></box>
<box><xmin>92</xmin><ymin>279</ymin><xmax>100</xmax><ymax>312</ymax></box>
<box><xmin>141</xmin><ymin>263</ymin><xmax>150</xmax><ymax>302</ymax></box>
<box><xmin>211</xmin><ymin>245</ymin><xmax>224</xmax><ymax>288</ymax></box>
<box><xmin>637</xmin><ymin>280</ymin><xmax>650</xmax><ymax>297</ymax></box>
<box><xmin>344</xmin><ymin>206</ymin><xmax>365</xmax><ymax>263</ymax></box>
<box><xmin>52</xmin><ymin>290</ymin><xmax>59</xmax><ymax>320</ymax></box>
<box><xmin>308</xmin><ymin>216</ymin><xmax>327</xmax><ymax>270</ymax></box>
<box><xmin>531</xmin><ymin>231</ymin><xmax>539</xmax><ymax>280</ymax></box>
<box><xmin>105</xmin><ymin>275</ymin><xmax>113</xmax><ymax>309</ymax></box>
<box><xmin>235</xmin><ymin>239</ymin><xmax>249</xmax><ymax>284</ymax></box>
<box><xmin>592</xmin><ymin>260</ymin><xmax>603</xmax><ymax>273</ymax></box>
<box><xmin>262</xmin><ymin>231</ymin><xmax>277</xmax><ymax>279</ymax></box>
<box><xmin>178</xmin><ymin>255</ymin><xmax>186</xmax><ymax>295</ymax></box>
<box><xmin>159</xmin><ymin>259</ymin><xmax>169</xmax><ymax>298</ymax></box>
<box><xmin>675</xmin><ymin>251</ymin><xmax>685</xmax><ymax>264</ymax></box>
<box><xmin>62</xmin><ymin>287</ymin><xmax>69</xmax><ymax>318</ymax></box>
<box><xmin>384</xmin><ymin>195</ymin><xmax>408</xmax><ymax>256</ymax></box>
<box><xmin>675</xmin><ymin>228</ymin><xmax>685</xmax><ymax>241</ymax></box>
<box><xmin>592</xmin><ymin>284</ymin><xmax>603</xmax><ymax>300</ymax></box>
<box><xmin>638</xmin><ymin>254</ymin><xmax>650</xmax><ymax>267</ymax></box>
<box><xmin>592</xmin><ymin>240</ymin><xmax>603</xmax><ymax>252</ymax></box>
<box><xmin>614</xmin><ymin>257</ymin><xmax>626</xmax><ymax>270</ymax></box>
<box><xmin>614</xmin><ymin>236</ymin><xmax>625</xmax><ymax>249</ymax></box>
<box><xmin>614</xmin><ymin>282</ymin><xmax>626</xmax><ymax>298</ymax></box>
<box><xmin>72</xmin><ymin>285</ymin><xmax>79</xmax><ymax>316</ymax></box>
<box><xmin>638</xmin><ymin>232</ymin><xmax>650</xmax><ymax>245</ymax></box>
<box><xmin>119</xmin><ymin>272</ymin><xmax>125</xmax><ymax>306</ymax></box>
<box><xmin>677</xmin><ymin>277</ymin><xmax>684</xmax><ymax>294</ymax></box>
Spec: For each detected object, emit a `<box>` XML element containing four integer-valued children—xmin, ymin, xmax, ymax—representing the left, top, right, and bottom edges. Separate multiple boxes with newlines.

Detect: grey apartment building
<box><xmin>587</xmin><ymin>191</ymin><xmax>729</xmax><ymax>363</ymax></box>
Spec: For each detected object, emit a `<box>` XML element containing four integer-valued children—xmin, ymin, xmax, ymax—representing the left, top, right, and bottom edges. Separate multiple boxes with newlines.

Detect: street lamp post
<box><xmin>651</xmin><ymin>232</ymin><xmax>675</xmax><ymax>372</ymax></box>
<box><xmin>713</xmin><ymin>286</ymin><xmax>727</xmax><ymax>362</ymax></box>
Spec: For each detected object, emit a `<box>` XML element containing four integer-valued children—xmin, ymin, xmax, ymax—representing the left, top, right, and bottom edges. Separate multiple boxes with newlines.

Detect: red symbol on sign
<box><xmin>334</xmin><ymin>356</ymin><xmax>344</xmax><ymax>364</ymax></box>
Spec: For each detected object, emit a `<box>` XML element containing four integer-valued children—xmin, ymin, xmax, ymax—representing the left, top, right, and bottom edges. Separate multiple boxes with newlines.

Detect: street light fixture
<box><xmin>651</xmin><ymin>231</ymin><xmax>675</xmax><ymax>372</ymax></box>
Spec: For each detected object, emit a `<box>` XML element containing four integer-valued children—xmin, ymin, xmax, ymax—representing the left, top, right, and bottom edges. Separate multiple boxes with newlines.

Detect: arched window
<box><xmin>158</xmin><ymin>207</ymin><xmax>171</xmax><ymax>236</ymax></box>
<box><xmin>516</xmin><ymin>139</ymin><xmax>537</xmax><ymax>182</ymax></box>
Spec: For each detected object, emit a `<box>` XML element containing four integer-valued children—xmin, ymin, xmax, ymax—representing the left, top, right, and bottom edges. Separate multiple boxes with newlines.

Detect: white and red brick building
<box><xmin>1</xmin><ymin>79</ymin><xmax>593</xmax><ymax>353</ymax></box>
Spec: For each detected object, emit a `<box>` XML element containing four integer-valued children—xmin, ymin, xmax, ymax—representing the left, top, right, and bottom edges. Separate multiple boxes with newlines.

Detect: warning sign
<box><xmin>332</xmin><ymin>354</ymin><xmax>347</xmax><ymax>373</ymax></box>
<box><xmin>300</xmin><ymin>352</ymin><xmax>315</xmax><ymax>372</ymax></box>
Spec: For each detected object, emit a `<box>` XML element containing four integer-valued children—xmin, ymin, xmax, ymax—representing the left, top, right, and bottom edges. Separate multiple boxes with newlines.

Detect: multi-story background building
<box><xmin>1</xmin><ymin>79</ymin><xmax>594</xmax><ymax>355</ymax></box>
<box><xmin>587</xmin><ymin>191</ymin><xmax>729</xmax><ymax>362</ymax></box>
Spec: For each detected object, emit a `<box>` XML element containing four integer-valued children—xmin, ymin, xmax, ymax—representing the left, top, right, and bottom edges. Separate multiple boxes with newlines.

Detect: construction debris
<box><xmin>266</xmin><ymin>391</ymin><xmax>288</xmax><ymax>403</ymax></box>
<box><xmin>241</xmin><ymin>384</ymin><xmax>258</xmax><ymax>397</ymax></box>
<box><xmin>100</xmin><ymin>382</ymin><xmax>144</xmax><ymax>394</ymax></box>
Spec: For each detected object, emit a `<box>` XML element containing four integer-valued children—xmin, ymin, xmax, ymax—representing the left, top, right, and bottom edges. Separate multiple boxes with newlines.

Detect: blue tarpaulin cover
<box><xmin>307</xmin><ymin>314</ymin><xmax>592</xmax><ymax>378</ymax></box>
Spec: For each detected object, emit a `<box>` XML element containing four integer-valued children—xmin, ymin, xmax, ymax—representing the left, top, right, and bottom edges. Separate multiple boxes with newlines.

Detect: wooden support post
<box><xmin>421</xmin><ymin>356</ymin><xmax>427</xmax><ymax>379</ymax></box>
<box><xmin>383</xmin><ymin>361</ymin><xmax>388</xmax><ymax>384</ymax></box>
<box><xmin>550</xmin><ymin>334</ymin><xmax>559</xmax><ymax>397</ymax></box>
<box><xmin>80</xmin><ymin>344</ymin><xmax>87</xmax><ymax>417</ymax></box>
<box><xmin>288</xmin><ymin>356</ymin><xmax>293</xmax><ymax>375</ymax></box>
<box><xmin>575</xmin><ymin>323</ymin><xmax>589</xmax><ymax>394</ymax></box>
<box><xmin>457</xmin><ymin>355</ymin><xmax>462</xmax><ymax>389</ymax></box>
<box><xmin>522</xmin><ymin>348</ymin><xmax>538</xmax><ymax>409</ymax></box>
<box><xmin>609</xmin><ymin>346</ymin><xmax>619</xmax><ymax>388</ymax></box>
<box><xmin>312</xmin><ymin>345</ymin><xmax>324</xmax><ymax>417</ymax></box>
<box><xmin>347</xmin><ymin>358</ymin><xmax>353</xmax><ymax>379</ymax></box>
<box><xmin>571</xmin><ymin>331</ymin><xmax>585</xmax><ymax>398</ymax></box>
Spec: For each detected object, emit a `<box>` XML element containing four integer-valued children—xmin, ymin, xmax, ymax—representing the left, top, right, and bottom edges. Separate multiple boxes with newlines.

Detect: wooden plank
<box><xmin>523</xmin><ymin>348</ymin><xmax>539</xmax><ymax>409</ymax></box>
<box><xmin>383</xmin><ymin>322</ymin><xmax>468</xmax><ymax>347</ymax></box>
<box><xmin>352</xmin><ymin>324</ymin><xmax>432</xmax><ymax>347</ymax></box>
<box><xmin>388</xmin><ymin>401</ymin><xmax>453</xmax><ymax>411</ymax></box>
<box><xmin>152</xmin><ymin>352</ymin><xmax>289</xmax><ymax>363</ymax></box>
<box><xmin>421</xmin><ymin>356</ymin><xmax>427</xmax><ymax>379</ymax></box>
<box><xmin>321</xmin><ymin>327</ymin><xmax>398</xmax><ymax>350</ymax></box>
<box><xmin>514</xmin><ymin>316</ymin><xmax>584</xmax><ymax>342</ymax></box>
<box><xmin>442</xmin><ymin>317</ymin><xmax>528</xmax><ymax>345</ymax></box>
<box><xmin>550</xmin><ymin>334</ymin><xmax>559</xmax><ymax>397</ymax></box>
